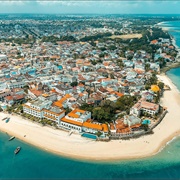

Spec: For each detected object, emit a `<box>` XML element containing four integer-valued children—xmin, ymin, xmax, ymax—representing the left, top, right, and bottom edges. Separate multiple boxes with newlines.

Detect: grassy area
<box><xmin>109</xmin><ymin>34</ymin><xmax>142</xmax><ymax>39</ymax></box>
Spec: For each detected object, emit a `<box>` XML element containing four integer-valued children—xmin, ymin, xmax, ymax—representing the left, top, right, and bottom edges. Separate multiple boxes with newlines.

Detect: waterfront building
<box><xmin>23</xmin><ymin>97</ymin><xmax>52</xmax><ymax>118</ymax></box>
<box><xmin>123</xmin><ymin>115</ymin><xmax>141</xmax><ymax>127</ymax></box>
<box><xmin>43</xmin><ymin>106</ymin><xmax>65</xmax><ymax>123</ymax></box>
<box><xmin>60</xmin><ymin>109</ymin><xmax>91</xmax><ymax>132</ymax></box>
<box><xmin>130</xmin><ymin>99</ymin><xmax>159</xmax><ymax>117</ymax></box>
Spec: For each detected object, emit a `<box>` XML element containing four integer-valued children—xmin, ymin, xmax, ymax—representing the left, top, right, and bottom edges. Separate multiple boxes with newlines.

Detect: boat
<box><xmin>9</xmin><ymin>136</ymin><xmax>15</xmax><ymax>141</ymax></box>
<box><xmin>14</xmin><ymin>147</ymin><xmax>21</xmax><ymax>155</ymax></box>
<box><xmin>2</xmin><ymin>117</ymin><xmax>8</xmax><ymax>121</ymax></box>
<box><xmin>5</xmin><ymin>118</ymin><xmax>10</xmax><ymax>123</ymax></box>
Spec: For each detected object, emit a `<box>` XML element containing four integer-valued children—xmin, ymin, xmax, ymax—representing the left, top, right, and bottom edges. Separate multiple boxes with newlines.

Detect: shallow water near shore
<box><xmin>1</xmin><ymin>131</ymin><xmax>180</xmax><ymax>179</ymax></box>
<box><xmin>159</xmin><ymin>21</ymin><xmax>180</xmax><ymax>47</ymax></box>
<box><xmin>166</xmin><ymin>67</ymin><xmax>180</xmax><ymax>91</ymax></box>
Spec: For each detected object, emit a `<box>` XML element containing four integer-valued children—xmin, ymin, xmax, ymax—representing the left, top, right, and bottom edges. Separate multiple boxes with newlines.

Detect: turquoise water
<box><xmin>58</xmin><ymin>65</ymin><xmax>63</xmax><ymax>70</ymax></box>
<box><xmin>142</xmin><ymin>119</ymin><xmax>151</xmax><ymax>125</ymax></box>
<box><xmin>81</xmin><ymin>133</ymin><xmax>97</xmax><ymax>140</ymax></box>
<box><xmin>162</xmin><ymin>21</ymin><xmax>180</xmax><ymax>91</ymax></box>
<box><xmin>166</xmin><ymin>67</ymin><xmax>180</xmax><ymax>90</ymax></box>
<box><xmin>1</xmin><ymin>131</ymin><xmax>180</xmax><ymax>179</ymax></box>
<box><xmin>160</xmin><ymin>21</ymin><xmax>180</xmax><ymax>47</ymax></box>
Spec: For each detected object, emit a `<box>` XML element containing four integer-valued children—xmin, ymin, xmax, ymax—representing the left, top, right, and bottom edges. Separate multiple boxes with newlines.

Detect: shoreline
<box><xmin>1</xmin><ymin>74</ymin><xmax>180</xmax><ymax>162</ymax></box>
<box><xmin>160</xmin><ymin>62</ymin><xmax>180</xmax><ymax>73</ymax></box>
<box><xmin>158</xmin><ymin>20</ymin><xmax>180</xmax><ymax>73</ymax></box>
<box><xmin>0</xmin><ymin>21</ymin><xmax>180</xmax><ymax>162</ymax></box>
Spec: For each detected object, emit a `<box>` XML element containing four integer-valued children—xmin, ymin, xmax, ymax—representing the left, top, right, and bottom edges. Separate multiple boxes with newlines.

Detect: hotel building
<box><xmin>23</xmin><ymin>97</ymin><xmax>65</xmax><ymax>123</ymax></box>
<box><xmin>60</xmin><ymin>109</ymin><xmax>108</xmax><ymax>135</ymax></box>
<box><xmin>130</xmin><ymin>99</ymin><xmax>159</xmax><ymax>117</ymax></box>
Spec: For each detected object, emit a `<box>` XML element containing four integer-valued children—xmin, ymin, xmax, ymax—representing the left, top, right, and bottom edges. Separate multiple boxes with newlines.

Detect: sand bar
<box><xmin>0</xmin><ymin>74</ymin><xmax>180</xmax><ymax>161</ymax></box>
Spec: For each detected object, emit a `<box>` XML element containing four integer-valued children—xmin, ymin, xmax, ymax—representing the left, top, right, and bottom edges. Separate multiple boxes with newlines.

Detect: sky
<box><xmin>0</xmin><ymin>1</ymin><xmax>180</xmax><ymax>14</ymax></box>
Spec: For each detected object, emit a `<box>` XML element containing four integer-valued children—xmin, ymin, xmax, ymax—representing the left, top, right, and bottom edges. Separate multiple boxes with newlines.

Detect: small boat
<box><xmin>14</xmin><ymin>147</ymin><xmax>21</xmax><ymax>155</ymax></box>
<box><xmin>2</xmin><ymin>117</ymin><xmax>8</xmax><ymax>121</ymax></box>
<box><xmin>5</xmin><ymin>118</ymin><xmax>10</xmax><ymax>123</ymax></box>
<box><xmin>9</xmin><ymin>136</ymin><xmax>15</xmax><ymax>141</ymax></box>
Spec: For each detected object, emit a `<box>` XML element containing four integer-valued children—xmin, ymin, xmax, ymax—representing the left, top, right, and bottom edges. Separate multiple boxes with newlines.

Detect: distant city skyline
<box><xmin>0</xmin><ymin>1</ymin><xmax>180</xmax><ymax>14</ymax></box>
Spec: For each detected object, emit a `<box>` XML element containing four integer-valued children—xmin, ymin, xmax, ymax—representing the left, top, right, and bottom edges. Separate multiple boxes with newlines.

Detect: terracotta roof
<box><xmin>102</xmin><ymin>124</ymin><xmax>109</xmax><ymax>132</ymax></box>
<box><xmin>76</xmin><ymin>59</ymin><xmax>84</xmax><ymax>64</ymax></box>
<box><xmin>14</xmin><ymin>94</ymin><xmax>25</xmax><ymax>100</ymax></box>
<box><xmin>68</xmin><ymin>109</ymin><xmax>86</xmax><ymax>118</ymax></box>
<box><xmin>78</xmin><ymin>83</ymin><xmax>85</xmax><ymax>87</ymax></box>
<box><xmin>61</xmin><ymin>117</ymin><xmax>83</xmax><ymax>126</ymax></box>
<box><xmin>83</xmin><ymin>122</ymin><xmax>102</xmax><ymax>131</ymax></box>
<box><xmin>53</xmin><ymin>94</ymin><xmax>72</xmax><ymax>108</ymax></box>
<box><xmin>30</xmin><ymin>89</ymin><xmax>43</xmax><ymax>97</ymax></box>
<box><xmin>42</xmin><ymin>93</ymin><xmax>49</xmax><ymax>97</ymax></box>
<box><xmin>110</xmin><ymin>91</ymin><xmax>124</xmax><ymax>97</ymax></box>
<box><xmin>151</xmin><ymin>40</ymin><xmax>158</xmax><ymax>44</ymax></box>
<box><xmin>133</xmin><ymin>99</ymin><xmax>159</xmax><ymax>111</ymax></box>
<box><xmin>110</xmin><ymin>123</ymin><xmax>115</xmax><ymax>130</ymax></box>
<box><xmin>5</xmin><ymin>96</ymin><xmax>13</xmax><ymax>101</ymax></box>
<box><xmin>130</xmin><ymin>124</ymin><xmax>141</xmax><ymax>129</ymax></box>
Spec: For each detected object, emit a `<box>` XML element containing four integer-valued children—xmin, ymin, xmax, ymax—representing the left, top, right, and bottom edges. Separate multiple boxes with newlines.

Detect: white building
<box><xmin>123</xmin><ymin>115</ymin><xmax>141</xmax><ymax>127</ymax></box>
<box><xmin>43</xmin><ymin>106</ymin><xmax>65</xmax><ymax>123</ymax></box>
<box><xmin>60</xmin><ymin>108</ymin><xmax>109</xmax><ymax>135</ymax></box>
<box><xmin>130</xmin><ymin>99</ymin><xmax>159</xmax><ymax>117</ymax></box>
<box><xmin>60</xmin><ymin>109</ymin><xmax>91</xmax><ymax>132</ymax></box>
<box><xmin>55</xmin><ymin>85</ymin><xmax>73</xmax><ymax>95</ymax></box>
<box><xmin>0</xmin><ymin>54</ymin><xmax>7</xmax><ymax>61</ymax></box>
<box><xmin>23</xmin><ymin>98</ymin><xmax>52</xmax><ymax>119</ymax></box>
<box><xmin>6</xmin><ymin>81</ymin><xmax>27</xmax><ymax>89</ymax></box>
<box><xmin>23</xmin><ymin>97</ymin><xmax>65</xmax><ymax>123</ymax></box>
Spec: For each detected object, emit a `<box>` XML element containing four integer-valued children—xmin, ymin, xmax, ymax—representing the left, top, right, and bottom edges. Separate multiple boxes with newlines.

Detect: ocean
<box><xmin>1</xmin><ymin>131</ymin><xmax>180</xmax><ymax>179</ymax></box>
<box><xmin>166</xmin><ymin>67</ymin><xmax>180</xmax><ymax>90</ymax></box>
<box><xmin>159</xmin><ymin>21</ymin><xmax>180</xmax><ymax>48</ymax></box>
<box><xmin>161</xmin><ymin>21</ymin><xmax>180</xmax><ymax>91</ymax></box>
<box><xmin>1</xmin><ymin>20</ymin><xmax>180</xmax><ymax>179</ymax></box>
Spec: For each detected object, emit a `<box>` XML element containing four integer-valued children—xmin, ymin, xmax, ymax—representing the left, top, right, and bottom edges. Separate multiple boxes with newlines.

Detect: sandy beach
<box><xmin>0</xmin><ymin>74</ymin><xmax>180</xmax><ymax>161</ymax></box>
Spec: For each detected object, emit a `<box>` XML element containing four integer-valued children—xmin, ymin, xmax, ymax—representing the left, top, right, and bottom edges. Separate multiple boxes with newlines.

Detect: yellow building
<box><xmin>151</xmin><ymin>85</ymin><xmax>160</xmax><ymax>93</ymax></box>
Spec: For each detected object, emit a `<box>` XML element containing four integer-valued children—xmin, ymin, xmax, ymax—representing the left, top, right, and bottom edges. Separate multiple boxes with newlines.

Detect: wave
<box><xmin>155</xmin><ymin>134</ymin><xmax>180</xmax><ymax>156</ymax></box>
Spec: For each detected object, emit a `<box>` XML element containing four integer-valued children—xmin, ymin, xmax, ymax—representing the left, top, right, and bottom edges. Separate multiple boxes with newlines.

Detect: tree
<box><xmin>6</xmin><ymin>106</ymin><xmax>13</xmax><ymax>113</ymax></box>
<box><xmin>145</xmin><ymin>84</ymin><xmax>150</xmax><ymax>90</ymax></box>
<box><xmin>99</xmin><ymin>53</ymin><xmax>104</xmax><ymax>58</ymax></box>
<box><xmin>0</xmin><ymin>106</ymin><xmax>3</xmax><ymax>112</ymax></box>
<box><xmin>96</xmin><ymin>131</ymin><xmax>102</xmax><ymax>137</ymax></box>
<box><xmin>116</xmin><ymin>95</ymin><xmax>138</xmax><ymax>112</ymax></box>
<box><xmin>145</xmin><ymin>63</ymin><xmax>150</xmax><ymax>72</ymax></box>
<box><xmin>141</xmin><ymin>124</ymin><xmax>149</xmax><ymax>131</ymax></box>
<box><xmin>65</xmin><ymin>107</ymin><xmax>72</xmax><ymax>115</ymax></box>
<box><xmin>70</xmin><ymin>81</ymin><xmax>78</xmax><ymax>87</ymax></box>
<box><xmin>110</xmin><ymin>73</ymin><xmax>115</xmax><ymax>79</ymax></box>
<box><xmin>158</xmin><ymin>82</ymin><xmax>164</xmax><ymax>90</ymax></box>
<box><xmin>154</xmin><ymin>92</ymin><xmax>160</xmax><ymax>103</ymax></box>
<box><xmin>92</xmin><ymin>107</ymin><xmax>110</xmax><ymax>123</ymax></box>
<box><xmin>80</xmin><ymin>103</ymin><xmax>93</xmax><ymax>113</ymax></box>
<box><xmin>23</xmin><ymin>85</ymin><xmax>29</xmax><ymax>94</ymax></box>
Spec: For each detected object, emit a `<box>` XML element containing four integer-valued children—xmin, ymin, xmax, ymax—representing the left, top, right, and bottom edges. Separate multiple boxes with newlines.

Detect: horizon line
<box><xmin>0</xmin><ymin>13</ymin><xmax>180</xmax><ymax>15</ymax></box>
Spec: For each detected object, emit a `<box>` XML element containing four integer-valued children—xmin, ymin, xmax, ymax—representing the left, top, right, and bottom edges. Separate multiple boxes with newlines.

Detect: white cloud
<box><xmin>35</xmin><ymin>1</ymin><xmax>90</xmax><ymax>7</ymax></box>
<box><xmin>1</xmin><ymin>0</ymin><xmax>26</xmax><ymax>6</ymax></box>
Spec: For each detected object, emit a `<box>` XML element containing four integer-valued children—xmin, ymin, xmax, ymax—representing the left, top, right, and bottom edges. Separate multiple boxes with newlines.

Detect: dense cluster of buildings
<box><xmin>0</xmin><ymin>16</ymin><xmax>175</xmax><ymax>139</ymax></box>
